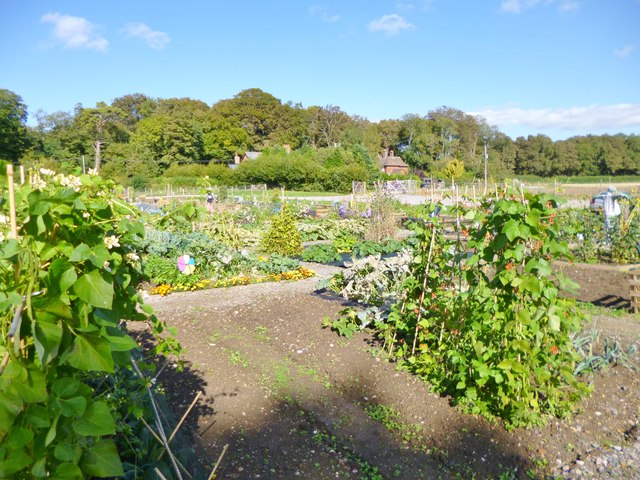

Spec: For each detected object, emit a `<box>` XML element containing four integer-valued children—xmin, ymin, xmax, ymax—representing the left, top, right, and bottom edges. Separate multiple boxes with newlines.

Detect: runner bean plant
<box><xmin>0</xmin><ymin>170</ymin><xmax>181</xmax><ymax>477</ymax></box>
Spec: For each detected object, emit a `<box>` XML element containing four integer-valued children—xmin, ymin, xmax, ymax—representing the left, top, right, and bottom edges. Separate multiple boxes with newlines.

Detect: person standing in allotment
<box><xmin>603</xmin><ymin>186</ymin><xmax>621</xmax><ymax>243</ymax></box>
<box><xmin>206</xmin><ymin>191</ymin><xmax>215</xmax><ymax>213</ymax></box>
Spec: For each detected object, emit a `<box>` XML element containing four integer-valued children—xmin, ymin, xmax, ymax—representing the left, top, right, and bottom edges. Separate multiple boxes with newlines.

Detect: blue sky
<box><xmin>1</xmin><ymin>0</ymin><xmax>639</xmax><ymax>140</ymax></box>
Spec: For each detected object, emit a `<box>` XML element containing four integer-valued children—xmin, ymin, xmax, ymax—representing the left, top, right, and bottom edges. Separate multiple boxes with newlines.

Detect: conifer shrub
<box><xmin>260</xmin><ymin>204</ymin><xmax>302</xmax><ymax>256</ymax></box>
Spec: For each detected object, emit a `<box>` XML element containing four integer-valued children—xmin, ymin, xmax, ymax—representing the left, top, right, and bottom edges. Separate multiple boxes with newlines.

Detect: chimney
<box><xmin>283</xmin><ymin>144</ymin><xmax>291</xmax><ymax>154</ymax></box>
<box><xmin>234</xmin><ymin>154</ymin><xmax>240</xmax><ymax>165</ymax></box>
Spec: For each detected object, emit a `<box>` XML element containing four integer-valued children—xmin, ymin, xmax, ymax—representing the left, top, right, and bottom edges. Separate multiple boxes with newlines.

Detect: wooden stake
<box><xmin>7</xmin><ymin>165</ymin><xmax>18</xmax><ymax>238</ymax></box>
<box><xmin>411</xmin><ymin>225</ymin><xmax>437</xmax><ymax>356</ymax></box>
<box><xmin>155</xmin><ymin>468</ymin><xmax>169</xmax><ymax>480</ymax></box>
<box><xmin>19</xmin><ymin>165</ymin><xmax>24</xmax><ymax>185</ymax></box>
<box><xmin>168</xmin><ymin>391</ymin><xmax>201</xmax><ymax>445</ymax></box>
<box><xmin>207</xmin><ymin>444</ymin><xmax>229</xmax><ymax>480</ymax></box>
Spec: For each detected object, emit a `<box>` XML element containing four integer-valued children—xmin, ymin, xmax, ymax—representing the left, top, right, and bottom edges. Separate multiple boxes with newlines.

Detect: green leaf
<box><xmin>12</xmin><ymin>368</ymin><xmax>48</xmax><ymax>403</ymax></box>
<box><xmin>66</xmin><ymin>335</ymin><xmax>114</xmax><ymax>373</ymax></box>
<box><xmin>81</xmin><ymin>439</ymin><xmax>124</xmax><ymax>478</ymax></box>
<box><xmin>0</xmin><ymin>448</ymin><xmax>31</xmax><ymax>477</ymax></box>
<box><xmin>53</xmin><ymin>378</ymin><xmax>82</xmax><ymax>398</ymax></box>
<box><xmin>516</xmin><ymin>309</ymin><xmax>531</xmax><ymax>325</ymax></box>
<box><xmin>0</xmin><ymin>291</ymin><xmax>21</xmax><ymax>312</ymax></box>
<box><xmin>31</xmin><ymin>457</ymin><xmax>47</xmax><ymax>478</ymax></box>
<box><xmin>548</xmin><ymin>315</ymin><xmax>561</xmax><ymax>331</ymax></box>
<box><xmin>45</xmin><ymin>413</ymin><xmax>59</xmax><ymax>446</ymax></box>
<box><xmin>24</xmin><ymin>405</ymin><xmax>50</xmax><ymax>429</ymax></box>
<box><xmin>467</xmin><ymin>254</ymin><xmax>480</xmax><ymax>266</ymax></box>
<box><xmin>525</xmin><ymin>210</ymin><xmax>541</xmax><ymax>228</ymax></box>
<box><xmin>72</xmin><ymin>401</ymin><xmax>116</xmax><ymax>436</ymax></box>
<box><xmin>7</xmin><ymin>426</ymin><xmax>34</xmax><ymax>449</ymax></box>
<box><xmin>60</xmin><ymin>268</ymin><xmax>78</xmax><ymax>293</ymax></box>
<box><xmin>0</xmin><ymin>386</ymin><xmax>23</xmax><ymax>433</ymax></box>
<box><xmin>47</xmin><ymin>259</ymin><xmax>78</xmax><ymax>295</ymax></box>
<box><xmin>0</xmin><ymin>239</ymin><xmax>21</xmax><ymax>259</ymax></box>
<box><xmin>102</xmin><ymin>327</ymin><xmax>138</xmax><ymax>353</ymax></box>
<box><xmin>502</xmin><ymin>219</ymin><xmax>519</xmax><ymax>242</ymax></box>
<box><xmin>70</xmin><ymin>244</ymin><xmax>92</xmax><ymax>262</ymax></box>
<box><xmin>73</xmin><ymin>270</ymin><xmax>113</xmax><ymax>309</ymax></box>
<box><xmin>33</xmin><ymin>297</ymin><xmax>73</xmax><ymax>321</ymax></box>
<box><xmin>52</xmin><ymin>463</ymin><xmax>83</xmax><ymax>480</ymax></box>
<box><xmin>54</xmin><ymin>442</ymin><xmax>77</xmax><ymax>462</ymax></box>
<box><xmin>89</xmin><ymin>244</ymin><xmax>111</xmax><ymax>270</ymax></box>
<box><xmin>34</xmin><ymin>320</ymin><xmax>63</xmax><ymax>366</ymax></box>
<box><xmin>520</xmin><ymin>275</ymin><xmax>541</xmax><ymax>296</ymax></box>
<box><xmin>56</xmin><ymin>396</ymin><xmax>87</xmax><ymax>418</ymax></box>
<box><xmin>36</xmin><ymin>215</ymin><xmax>47</xmax><ymax>235</ymax></box>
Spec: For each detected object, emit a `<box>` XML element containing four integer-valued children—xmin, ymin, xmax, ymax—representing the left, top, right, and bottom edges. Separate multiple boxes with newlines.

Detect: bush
<box><xmin>260</xmin><ymin>204</ymin><xmax>302</xmax><ymax>256</ymax></box>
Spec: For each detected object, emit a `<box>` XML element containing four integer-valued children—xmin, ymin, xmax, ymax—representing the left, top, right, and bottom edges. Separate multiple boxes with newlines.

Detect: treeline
<box><xmin>1</xmin><ymin>87</ymin><xmax>639</xmax><ymax>188</ymax></box>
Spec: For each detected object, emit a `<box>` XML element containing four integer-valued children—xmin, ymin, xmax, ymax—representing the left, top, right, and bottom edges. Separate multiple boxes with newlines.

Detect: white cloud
<box><xmin>500</xmin><ymin>0</ymin><xmax>540</xmax><ymax>13</ymax></box>
<box><xmin>123</xmin><ymin>22</ymin><xmax>170</xmax><ymax>49</ymax></box>
<box><xmin>309</xmin><ymin>5</ymin><xmax>340</xmax><ymax>22</ymax></box>
<box><xmin>41</xmin><ymin>12</ymin><xmax>108</xmax><ymax>51</ymax></box>
<box><xmin>368</xmin><ymin>14</ymin><xmax>415</xmax><ymax>36</ymax></box>
<box><xmin>614</xmin><ymin>44</ymin><xmax>634</xmax><ymax>58</ymax></box>
<box><xmin>396</xmin><ymin>0</ymin><xmax>434</xmax><ymax>12</ymax></box>
<box><xmin>500</xmin><ymin>0</ymin><xmax>579</xmax><ymax>14</ymax></box>
<box><xmin>557</xmin><ymin>0</ymin><xmax>579</xmax><ymax>12</ymax></box>
<box><xmin>471</xmin><ymin>104</ymin><xmax>640</xmax><ymax>132</ymax></box>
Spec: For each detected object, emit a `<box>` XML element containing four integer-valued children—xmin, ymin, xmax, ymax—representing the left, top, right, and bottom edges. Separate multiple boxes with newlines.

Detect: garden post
<box><xmin>6</xmin><ymin>164</ymin><xmax>18</xmax><ymax>238</ymax></box>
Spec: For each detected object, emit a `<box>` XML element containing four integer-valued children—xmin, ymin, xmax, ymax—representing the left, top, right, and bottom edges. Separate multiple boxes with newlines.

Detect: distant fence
<box><xmin>373</xmin><ymin>180</ymin><xmax>419</xmax><ymax>194</ymax></box>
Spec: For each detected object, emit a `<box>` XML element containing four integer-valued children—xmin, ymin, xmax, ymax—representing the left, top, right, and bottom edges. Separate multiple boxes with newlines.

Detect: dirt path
<box><xmin>144</xmin><ymin>264</ymin><xmax>640</xmax><ymax>479</ymax></box>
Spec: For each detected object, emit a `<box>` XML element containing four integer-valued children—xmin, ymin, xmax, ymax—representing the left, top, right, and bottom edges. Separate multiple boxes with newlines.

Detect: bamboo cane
<box><xmin>7</xmin><ymin>165</ymin><xmax>17</xmax><ymax>238</ymax></box>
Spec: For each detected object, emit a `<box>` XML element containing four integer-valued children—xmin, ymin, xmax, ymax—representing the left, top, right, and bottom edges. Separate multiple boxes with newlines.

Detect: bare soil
<box><xmin>140</xmin><ymin>262</ymin><xmax>640</xmax><ymax>479</ymax></box>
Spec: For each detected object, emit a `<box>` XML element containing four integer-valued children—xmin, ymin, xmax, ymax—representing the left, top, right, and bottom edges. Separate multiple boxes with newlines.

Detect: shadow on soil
<box><xmin>152</xmin><ymin>350</ymin><xmax>536</xmax><ymax>480</ymax></box>
<box><xmin>592</xmin><ymin>294</ymin><xmax>630</xmax><ymax>310</ymax></box>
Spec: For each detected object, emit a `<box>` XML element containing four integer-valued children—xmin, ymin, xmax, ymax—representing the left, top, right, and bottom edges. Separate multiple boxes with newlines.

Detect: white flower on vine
<box><xmin>103</xmin><ymin>260</ymin><xmax>111</xmax><ymax>272</ymax></box>
<box><xmin>82</xmin><ymin>212</ymin><xmax>91</xmax><ymax>219</ymax></box>
<box><xmin>0</xmin><ymin>215</ymin><xmax>6</xmax><ymax>224</ymax></box>
<box><xmin>104</xmin><ymin>235</ymin><xmax>120</xmax><ymax>249</ymax></box>
<box><xmin>126</xmin><ymin>252</ymin><xmax>140</xmax><ymax>262</ymax></box>
<box><xmin>87</xmin><ymin>168</ymin><xmax>98</xmax><ymax>176</ymax></box>
<box><xmin>58</xmin><ymin>174</ymin><xmax>82</xmax><ymax>192</ymax></box>
<box><xmin>0</xmin><ymin>232</ymin><xmax>4</xmax><ymax>242</ymax></box>
<box><xmin>32</xmin><ymin>177</ymin><xmax>47</xmax><ymax>190</ymax></box>
<box><xmin>39</xmin><ymin>168</ymin><xmax>55</xmax><ymax>176</ymax></box>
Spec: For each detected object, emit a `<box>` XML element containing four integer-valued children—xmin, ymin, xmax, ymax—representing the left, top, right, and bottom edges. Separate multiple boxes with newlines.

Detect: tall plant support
<box><xmin>6</xmin><ymin>164</ymin><xmax>18</xmax><ymax>238</ymax></box>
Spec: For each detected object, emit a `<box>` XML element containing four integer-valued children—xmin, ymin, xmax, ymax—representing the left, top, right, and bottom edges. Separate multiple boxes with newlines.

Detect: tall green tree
<box><xmin>111</xmin><ymin>93</ymin><xmax>157</xmax><ymax>130</ymax></box>
<box><xmin>131</xmin><ymin>113</ymin><xmax>203</xmax><ymax>170</ymax></box>
<box><xmin>398</xmin><ymin>114</ymin><xmax>439</xmax><ymax>169</ymax></box>
<box><xmin>377</xmin><ymin>119</ymin><xmax>402</xmax><ymax>155</ymax></box>
<box><xmin>202</xmin><ymin>114</ymin><xmax>251</xmax><ymax>160</ymax></box>
<box><xmin>0</xmin><ymin>89</ymin><xmax>29</xmax><ymax>162</ymax></box>
<box><xmin>428</xmin><ymin>106</ymin><xmax>463</xmax><ymax>159</ymax></box>
<box><xmin>307</xmin><ymin>105</ymin><xmax>351</xmax><ymax>148</ymax></box>
<box><xmin>73</xmin><ymin>103</ymin><xmax>130</xmax><ymax>171</ymax></box>
<box><xmin>211</xmin><ymin>88</ymin><xmax>299</xmax><ymax>150</ymax></box>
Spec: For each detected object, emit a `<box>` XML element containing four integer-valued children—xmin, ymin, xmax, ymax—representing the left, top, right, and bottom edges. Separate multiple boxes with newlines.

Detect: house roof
<box><xmin>244</xmin><ymin>151</ymin><xmax>262</xmax><ymax>160</ymax></box>
<box><xmin>382</xmin><ymin>154</ymin><xmax>408</xmax><ymax>168</ymax></box>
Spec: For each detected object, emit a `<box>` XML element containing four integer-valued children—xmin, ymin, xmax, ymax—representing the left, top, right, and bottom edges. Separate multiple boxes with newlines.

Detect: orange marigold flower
<box><xmin>550</xmin><ymin>345</ymin><xmax>559</xmax><ymax>355</ymax></box>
